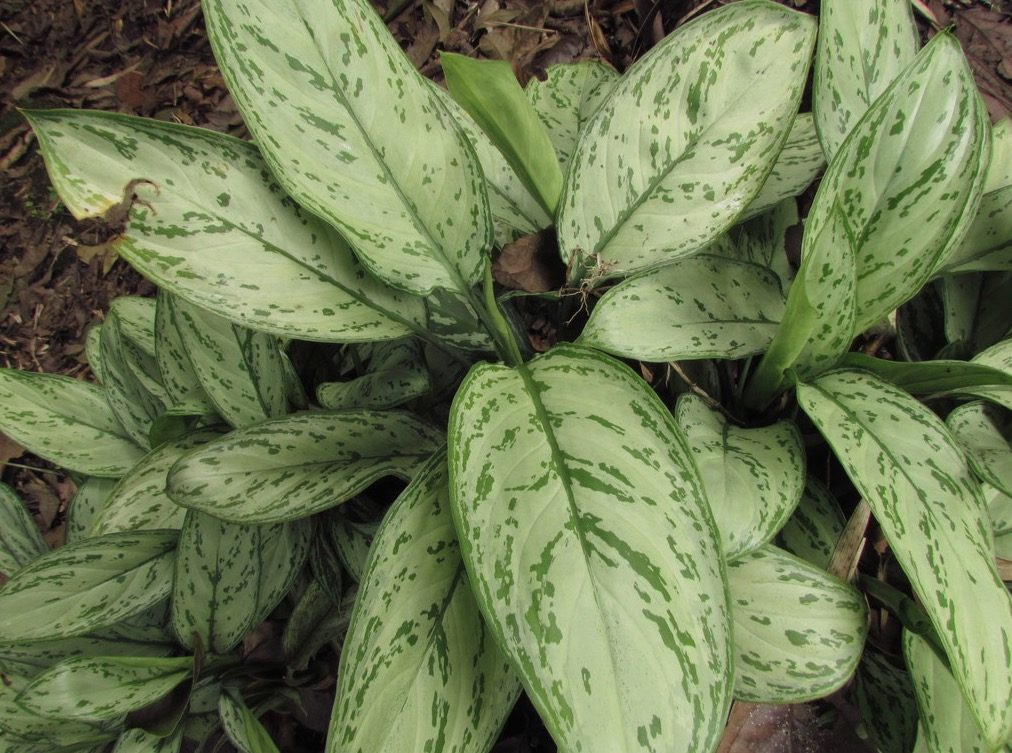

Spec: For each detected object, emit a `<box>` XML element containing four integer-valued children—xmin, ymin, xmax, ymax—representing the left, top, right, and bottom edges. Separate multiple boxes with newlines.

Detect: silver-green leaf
<box><xmin>0</xmin><ymin>481</ymin><xmax>48</xmax><ymax>575</ymax></box>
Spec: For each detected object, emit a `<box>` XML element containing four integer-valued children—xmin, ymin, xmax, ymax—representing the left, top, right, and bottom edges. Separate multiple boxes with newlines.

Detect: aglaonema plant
<box><xmin>0</xmin><ymin>0</ymin><xmax>1009</xmax><ymax>751</ymax></box>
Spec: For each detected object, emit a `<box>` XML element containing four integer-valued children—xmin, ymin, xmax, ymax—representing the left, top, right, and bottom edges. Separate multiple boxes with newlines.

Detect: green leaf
<box><xmin>154</xmin><ymin>291</ymin><xmax>217</xmax><ymax>413</ymax></box>
<box><xmin>727</xmin><ymin>197</ymin><xmax>799</xmax><ymax>285</ymax></box>
<box><xmin>449</xmin><ymin>344</ymin><xmax>731</xmax><ymax>753</ymax></box>
<box><xmin>741</xmin><ymin>113</ymin><xmax>824</xmax><ymax>222</ymax></box>
<box><xmin>325</xmin><ymin>510</ymin><xmax>374</xmax><ymax>583</ymax></box>
<box><xmin>0</xmin><ymin>633</ymin><xmax>176</xmax><ymax>682</ymax></box>
<box><xmin>797</xmin><ymin>369</ymin><xmax>1012</xmax><ymax>749</ymax></box>
<box><xmin>813</xmin><ymin>0</ymin><xmax>919</xmax><ymax>159</ymax></box>
<box><xmin>956</xmin><ymin>338</ymin><xmax>1012</xmax><ymax>410</ymax></box>
<box><xmin>936</xmin><ymin>186</ymin><xmax>1012</xmax><ymax>274</ymax></box>
<box><xmin>0</xmin><ymin>688</ymin><xmax>120</xmax><ymax>749</ymax></box>
<box><xmin>26</xmin><ymin>109</ymin><xmax>422</xmax><ymax>342</ymax></box>
<box><xmin>163</xmin><ymin>294</ymin><xmax>287</xmax><ymax>427</ymax></box>
<box><xmin>204</xmin><ymin>0</ymin><xmax>492</xmax><ymax>297</ymax></box>
<box><xmin>986</xmin><ymin>482</ymin><xmax>1012</xmax><ymax>560</ymax></box>
<box><xmin>903</xmin><ymin>630</ymin><xmax>997</xmax><ymax>753</ymax></box>
<box><xmin>580</xmin><ymin>252</ymin><xmax>787</xmax><ymax>362</ymax></box>
<box><xmin>85</xmin><ymin>324</ymin><xmax>106</xmax><ymax>385</ymax></box>
<box><xmin>110</xmin><ymin>297</ymin><xmax>158</xmax><ymax>359</ymax></box>
<box><xmin>219</xmin><ymin>690</ymin><xmax>279</xmax><ymax>753</ymax></box>
<box><xmin>557</xmin><ymin>0</ymin><xmax>816</xmax><ymax>280</ymax></box>
<box><xmin>838</xmin><ymin>352</ymin><xmax>1012</xmax><ymax>394</ymax></box>
<box><xmin>171</xmin><ymin>512</ymin><xmax>310</xmax><ymax>653</ymax></box>
<box><xmin>66</xmin><ymin>477</ymin><xmax>117</xmax><ymax>543</ymax></box>
<box><xmin>0</xmin><ymin>530</ymin><xmax>177</xmax><ymax>641</ymax></box>
<box><xmin>329</xmin><ymin>450</ymin><xmax>520</xmax><ymax>753</ymax></box>
<box><xmin>0</xmin><ymin>369</ymin><xmax>144</xmax><ymax>477</ymax></box>
<box><xmin>939</xmin><ymin>273</ymin><xmax>1010</xmax><ymax>351</ymax></box>
<box><xmin>111</xmin><ymin>727</ymin><xmax>182</xmax><ymax>753</ymax></box>
<box><xmin>442</xmin><ymin>52</ymin><xmax>564</xmax><ymax>216</ymax></box>
<box><xmin>17</xmin><ymin>655</ymin><xmax>192</xmax><ymax>722</ymax></box>
<box><xmin>947</xmin><ymin>401</ymin><xmax>1011</xmax><ymax>497</ymax></box>
<box><xmin>728</xmin><ymin>545</ymin><xmax>867</xmax><ymax>703</ymax></box>
<box><xmin>777</xmin><ymin>478</ymin><xmax>846</xmax><ymax>570</ymax></box>
<box><xmin>167</xmin><ymin>410</ymin><xmax>443</xmax><ymax>523</ymax></box>
<box><xmin>853</xmin><ymin>648</ymin><xmax>919</xmax><ymax>753</ymax></box>
<box><xmin>984</xmin><ymin>117</ymin><xmax>1012</xmax><ymax>195</ymax></box>
<box><xmin>90</xmin><ymin>430</ymin><xmax>221</xmax><ymax>536</ymax></box>
<box><xmin>316</xmin><ymin>338</ymin><xmax>431</xmax><ymax>411</ymax></box>
<box><xmin>282</xmin><ymin>579</ymin><xmax>339</xmax><ymax>669</ymax></box>
<box><xmin>526</xmin><ymin>61</ymin><xmax>618</xmax><ymax>174</ymax></box>
<box><xmin>0</xmin><ymin>481</ymin><xmax>48</xmax><ymax>575</ymax></box>
<box><xmin>675</xmin><ymin>394</ymin><xmax>805</xmax><ymax>560</ymax></box>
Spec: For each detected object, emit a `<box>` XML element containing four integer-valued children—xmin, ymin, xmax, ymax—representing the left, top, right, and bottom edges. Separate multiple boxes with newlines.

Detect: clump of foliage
<box><xmin>0</xmin><ymin>0</ymin><xmax>1009</xmax><ymax>751</ymax></box>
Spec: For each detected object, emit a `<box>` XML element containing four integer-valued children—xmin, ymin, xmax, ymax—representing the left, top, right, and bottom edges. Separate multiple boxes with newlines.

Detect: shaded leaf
<box><xmin>0</xmin><ymin>481</ymin><xmax>47</xmax><ymax>575</ymax></box>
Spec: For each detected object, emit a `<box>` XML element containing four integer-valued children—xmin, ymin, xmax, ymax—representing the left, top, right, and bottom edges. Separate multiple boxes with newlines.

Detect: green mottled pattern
<box><xmin>435</xmin><ymin>81</ymin><xmax>549</xmax><ymax>246</ymax></box>
<box><xmin>557</xmin><ymin>1</ymin><xmax>816</xmax><ymax>279</ymax></box>
<box><xmin>25</xmin><ymin>109</ymin><xmax>421</xmax><ymax>342</ymax></box>
<box><xmin>165</xmin><ymin>295</ymin><xmax>287</xmax><ymax>427</ymax></box>
<box><xmin>0</xmin><ymin>369</ymin><xmax>144</xmax><ymax>477</ymax></box>
<box><xmin>947</xmin><ymin>401</ymin><xmax>1011</xmax><ymax>497</ymax></box>
<box><xmin>0</xmin><ymin>530</ymin><xmax>177</xmax><ymax>641</ymax></box>
<box><xmin>777</xmin><ymin>478</ymin><xmax>846</xmax><ymax>571</ymax></box>
<box><xmin>798</xmin><ymin>369</ymin><xmax>1012</xmax><ymax>749</ymax></box>
<box><xmin>112</xmin><ymin>727</ymin><xmax>183</xmax><ymax>753</ymax></box>
<box><xmin>839</xmin><ymin>352</ymin><xmax>1012</xmax><ymax>395</ymax></box>
<box><xmin>936</xmin><ymin>187</ymin><xmax>1012</xmax><ymax>274</ymax></box>
<box><xmin>854</xmin><ymin>648</ymin><xmax>919</xmax><ymax>753</ymax></box>
<box><xmin>283</xmin><ymin>579</ymin><xmax>339</xmax><ymax>666</ymax></box>
<box><xmin>204</xmin><ymin>0</ymin><xmax>491</xmax><ymax>296</ymax></box>
<box><xmin>154</xmin><ymin>291</ymin><xmax>219</xmax><ymax>414</ymax></box>
<box><xmin>220</xmin><ymin>690</ymin><xmax>280</xmax><ymax>753</ymax></box>
<box><xmin>110</xmin><ymin>296</ymin><xmax>157</xmax><ymax>359</ymax></box>
<box><xmin>423</xmin><ymin>288</ymin><xmax>494</xmax><ymax>352</ymax></box>
<box><xmin>675</xmin><ymin>395</ymin><xmax>804</xmax><ymax>560</ymax></box>
<box><xmin>814</xmin><ymin>0</ymin><xmax>918</xmax><ymax>158</ymax></box>
<box><xmin>0</xmin><ymin>633</ymin><xmax>175</xmax><ymax>684</ymax></box>
<box><xmin>327</xmin><ymin>510</ymin><xmax>375</xmax><ymax>583</ymax></box>
<box><xmin>66</xmin><ymin>477</ymin><xmax>118</xmax><ymax>543</ymax></box>
<box><xmin>941</xmin><ymin>273</ymin><xmax>984</xmax><ymax>345</ymax></box>
<box><xmin>250</xmin><ymin>518</ymin><xmax>312</xmax><ymax>628</ymax></box>
<box><xmin>17</xmin><ymin>655</ymin><xmax>192</xmax><ymax>722</ymax></box>
<box><xmin>985</xmin><ymin>482</ymin><xmax>1012</xmax><ymax>559</ymax></box>
<box><xmin>0</xmin><ymin>687</ymin><xmax>120</xmax><ymax>749</ymax></box>
<box><xmin>90</xmin><ymin>430</ymin><xmax>219</xmax><ymax>536</ymax></box>
<box><xmin>167</xmin><ymin>410</ymin><xmax>443</xmax><ymax>523</ymax></box>
<box><xmin>449</xmin><ymin>344</ymin><xmax>731</xmax><ymax>753</ymax></box>
<box><xmin>85</xmin><ymin>324</ymin><xmax>106</xmax><ymax>384</ymax></box>
<box><xmin>330</xmin><ymin>451</ymin><xmax>520</xmax><ymax>753</ymax></box>
<box><xmin>317</xmin><ymin>338</ymin><xmax>431</xmax><ymax>411</ymax></box>
<box><xmin>0</xmin><ymin>481</ymin><xmax>48</xmax><ymax>574</ymax></box>
<box><xmin>581</xmin><ymin>252</ymin><xmax>786</xmax><ymax>362</ymax></box>
<box><xmin>442</xmin><ymin>53</ymin><xmax>563</xmax><ymax>216</ymax></box>
<box><xmin>527</xmin><ymin>61</ymin><xmax>618</xmax><ymax>174</ymax></box>
<box><xmin>726</xmin><ymin>198</ymin><xmax>798</xmax><ymax>285</ymax></box>
<box><xmin>807</xmin><ymin>34</ymin><xmax>988</xmax><ymax>334</ymax></box>
<box><xmin>958</xmin><ymin>339</ymin><xmax>1012</xmax><ymax>410</ymax></box>
<box><xmin>728</xmin><ymin>545</ymin><xmax>866</xmax><ymax>703</ymax></box>
<box><xmin>741</xmin><ymin>114</ymin><xmax>824</xmax><ymax>222</ymax></box>
<box><xmin>903</xmin><ymin>630</ymin><xmax>996</xmax><ymax>753</ymax></box>
<box><xmin>984</xmin><ymin>118</ymin><xmax>1012</xmax><ymax>194</ymax></box>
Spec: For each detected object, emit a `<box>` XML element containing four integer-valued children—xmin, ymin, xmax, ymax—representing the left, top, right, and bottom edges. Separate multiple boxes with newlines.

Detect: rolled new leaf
<box><xmin>0</xmin><ymin>369</ymin><xmax>144</xmax><ymax>477</ymax></box>
<box><xmin>798</xmin><ymin>369</ymin><xmax>1012</xmax><ymax>749</ymax></box>
<box><xmin>728</xmin><ymin>545</ymin><xmax>867</xmax><ymax>703</ymax></box>
<box><xmin>204</xmin><ymin>0</ymin><xmax>492</xmax><ymax>297</ymax></box>
<box><xmin>329</xmin><ymin>450</ymin><xmax>519</xmax><ymax>753</ymax></box>
<box><xmin>557</xmin><ymin>0</ymin><xmax>816</xmax><ymax>281</ymax></box>
<box><xmin>0</xmin><ymin>530</ymin><xmax>177</xmax><ymax>641</ymax></box>
<box><xmin>26</xmin><ymin>109</ymin><xmax>422</xmax><ymax>342</ymax></box>
<box><xmin>449</xmin><ymin>344</ymin><xmax>731</xmax><ymax>753</ymax></box>
<box><xmin>167</xmin><ymin>410</ymin><xmax>444</xmax><ymax>523</ymax></box>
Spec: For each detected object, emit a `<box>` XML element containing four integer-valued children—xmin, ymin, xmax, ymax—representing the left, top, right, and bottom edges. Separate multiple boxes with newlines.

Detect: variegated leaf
<box><xmin>449</xmin><ymin>344</ymin><xmax>731</xmax><ymax>753</ymax></box>
<box><xmin>0</xmin><ymin>633</ymin><xmax>176</xmax><ymax>682</ymax></box>
<box><xmin>675</xmin><ymin>394</ymin><xmax>805</xmax><ymax>560</ymax></box>
<box><xmin>163</xmin><ymin>294</ymin><xmax>287</xmax><ymax>427</ymax></box>
<box><xmin>66</xmin><ymin>477</ymin><xmax>117</xmax><ymax>543</ymax></box>
<box><xmin>329</xmin><ymin>450</ymin><xmax>520</xmax><ymax>753</ymax></box>
<box><xmin>435</xmin><ymin>82</ymin><xmax>548</xmax><ymax>246</ymax></box>
<box><xmin>853</xmin><ymin>648</ymin><xmax>919</xmax><ymax>753</ymax></box>
<box><xmin>171</xmin><ymin>511</ymin><xmax>310</xmax><ymax>653</ymax></box>
<box><xmin>986</xmin><ymin>482</ymin><xmax>1012</xmax><ymax>560</ymax></box>
<box><xmin>941</xmin><ymin>273</ymin><xmax>983</xmax><ymax>346</ymax></box>
<box><xmin>809</xmin><ymin>33</ymin><xmax>988</xmax><ymax>335</ymax></box>
<box><xmin>903</xmin><ymin>630</ymin><xmax>1007</xmax><ymax>753</ymax></box>
<box><xmin>984</xmin><ymin>117</ymin><xmax>1012</xmax><ymax>194</ymax></box>
<box><xmin>728</xmin><ymin>545</ymin><xmax>866</xmax><ymax>703</ymax></box>
<box><xmin>741</xmin><ymin>113</ymin><xmax>824</xmax><ymax>222</ymax></box>
<box><xmin>581</xmin><ymin>251</ymin><xmax>786</xmax><ymax>362</ymax></box>
<box><xmin>109</xmin><ymin>296</ymin><xmax>157</xmax><ymax>359</ymax></box>
<box><xmin>167</xmin><ymin>410</ymin><xmax>443</xmax><ymax>523</ymax></box>
<box><xmin>25</xmin><ymin>109</ymin><xmax>422</xmax><ymax>342</ymax></box>
<box><xmin>90</xmin><ymin>430</ymin><xmax>220</xmax><ymax>536</ymax></box>
<box><xmin>948</xmin><ymin>401</ymin><xmax>1011</xmax><ymax>497</ymax></box>
<box><xmin>205</xmin><ymin>0</ymin><xmax>492</xmax><ymax>296</ymax></box>
<box><xmin>326</xmin><ymin>510</ymin><xmax>375</xmax><ymax>583</ymax></box>
<box><xmin>935</xmin><ymin>185</ymin><xmax>1012</xmax><ymax>274</ymax></box>
<box><xmin>17</xmin><ymin>655</ymin><xmax>192</xmax><ymax>722</ymax></box>
<box><xmin>85</xmin><ymin>323</ymin><xmax>106</xmax><ymax>384</ymax></box>
<box><xmin>777</xmin><ymin>478</ymin><xmax>846</xmax><ymax>570</ymax></box>
<box><xmin>726</xmin><ymin>198</ymin><xmax>798</xmax><ymax>285</ymax></box>
<box><xmin>0</xmin><ymin>530</ymin><xmax>177</xmax><ymax>641</ymax></box>
<box><xmin>797</xmin><ymin>369</ymin><xmax>1012</xmax><ymax>749</ymax></box>
<box><xmin>283</xmin><ymin>579</ymin><xmax>339</xmax><ymax>667</ymax></box>
<box><xmin>154</xmin><ymin>291</ymin><xmax>218</xmax><ymax>413</ymax></box>
<box><xmin>557</xmin><ymin>1</ymin><xmax>815</xmax><ymax>280</ymax></box>
<box><xmin>0</xmin><ymin>481</ymin><xmax>47</xmax><ymax>575</ymax></box>
<box><xmin>813</xmin><ymin>0</ymin><xmax>919</xmax><ymax>159</ymax></box>
<box><xmin>0</xmin><ymin>687</ymin><xmax>120</xmax><ymax>749</ymax></box>
<box><xmin>0</xmin><ymin>369</ymin><xmax>144</xmax><ymax>477</ymax></box>
<box><xmin>526</xmin><ymin>61</ymin><xmax>618</xmax><ymax>174</ymax></box>
<box><xmin>957</xmin><ymin>338</ymin><xmax>1012</xmax><ymax>410</ymax></box>
<box><xmin>442</xmin><ymin>53</ymin><xmax>563</xmax><ymax>216</ymax></box>
<box><xmin>112</xmin><ymin>727</ymin><xmax>183</xmax><ymax>753</ymax></box>
<box><xmin>220</xmin><ymin>690</ymin><xmax>280</xmax><ymax>753</ymax></box>
<box><xmin>839</xmin><ymin>352</ymin><xmax>1012</xmax><ymax>394</ymax></box>
<box><xmin>317</xmin><ymin>338</ymin><xmax>431</xmax><ymax>411</ymax></box>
